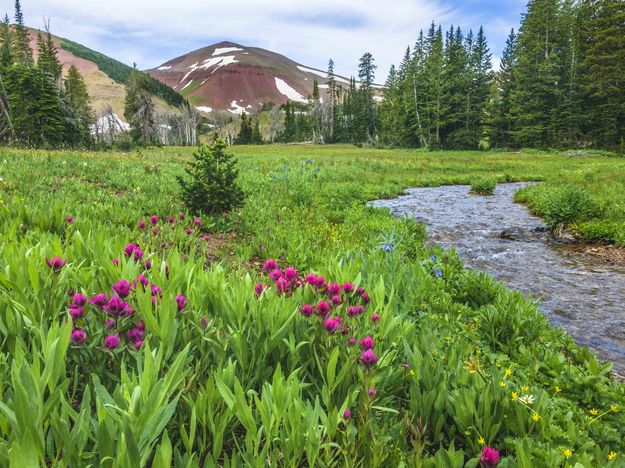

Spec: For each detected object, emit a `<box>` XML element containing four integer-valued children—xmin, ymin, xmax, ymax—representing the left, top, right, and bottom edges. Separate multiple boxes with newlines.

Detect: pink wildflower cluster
<box><xmin>256</xmin><ymin>258</ymin><xmax>381</xmax><ymax>370</ymax></box>
<box><xmin>67</xmin><ymin>243</ymin><xmax>188</xmax><ymax>351</ymax></box>
<box><xmin>136</xmin><ymin>213</ymin><xmax>209</xmax><ymax>248</ymax></box>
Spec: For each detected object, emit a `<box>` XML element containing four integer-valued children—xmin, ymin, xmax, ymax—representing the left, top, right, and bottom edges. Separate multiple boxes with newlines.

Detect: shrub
<box><xmin>178</xmin><ymin>139</ymin><xmax>245</xmax><ymax>215</ymax></box>
<box><xmin>470</xmin><ymin>176</ymin><xmax>497</xmax><ymax>195</ymax></box>
<box><xmin>542</xmin><ymin>185</ymin><xmax>601</xmax><ymax>230</ymax></box>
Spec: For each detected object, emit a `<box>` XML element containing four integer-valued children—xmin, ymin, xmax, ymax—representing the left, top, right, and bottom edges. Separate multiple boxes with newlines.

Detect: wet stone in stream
<box><xmin>371</xmin><ymin>182</ymin><xmax>625</xmax><ymax>375</ymax></box>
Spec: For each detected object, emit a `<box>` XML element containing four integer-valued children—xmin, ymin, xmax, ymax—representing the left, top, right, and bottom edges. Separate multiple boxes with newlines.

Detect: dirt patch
<box><xmin>204</xmin><ymin>232</ymin><xmax>239</xmax><ymax>264</ymax></box>
<box><xmin>577</xmin><ymin>244</ymin><xmax>625</xmax><ymax>267</ymax></box>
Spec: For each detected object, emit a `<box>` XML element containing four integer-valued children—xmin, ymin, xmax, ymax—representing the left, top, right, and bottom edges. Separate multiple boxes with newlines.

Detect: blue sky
<box><xmin>19</xmin><ymin>0</ymin><xmax>527</xmax><ymax>79</ymax></box>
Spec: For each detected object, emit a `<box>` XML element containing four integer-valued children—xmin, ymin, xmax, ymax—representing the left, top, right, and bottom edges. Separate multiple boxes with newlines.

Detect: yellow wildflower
<box><xmin>608</xmin><ymin>451</ymin><xmax>617</xmax><ymax>461</ymax></box>
<box><xmin>511</xmin><ymin>391</ymin><xmax>519</xmax><ymax>401</ymax></box>
<box><xmin>409</xmin><ymin>370</ymin><xmax>416</xmax><ymax>376</ymax></box>
<box><xmin>522</xmin><ymin>385</ymin><xmax>529</xmax><ymax>392</ymax></box>
<box><xmin>555</xmin><ymin>386</ymin><xmax>561</xmax><ymax>393</ymax></box>
<box><xmin>532</xmin><ymin>413</ymin><xmax>540</xmax><ymax>421</ymax></box>
<box><xmin>610</xmin><ymin>405</ymin><xmax>618</xmax><ymax>413</ymax></box>
<box><xmin>590</xmin><ymin>408</ymin><xmax>599</xmax><ymax>416</ymax></box>
<box><xmin>478</xmin><ymin>436</ymin><xmax>485</xmax><ymax>445</ymax></box>
<box><xmin>499</xmin><ymin>381</ymin><xmax>507</xmax><ymax>388</ymax></box>
<box><xmin>562</xmin><ymin>448</ymin><xmax>572</xmax><ymax>458</ymax></box>
<box><xmin>505</xmin><ymin>368</ymin><xmax>513</xmax><ymax>377</ymax></box>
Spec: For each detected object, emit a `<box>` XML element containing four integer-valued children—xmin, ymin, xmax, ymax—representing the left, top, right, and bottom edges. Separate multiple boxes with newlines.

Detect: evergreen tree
<box><xmin>235</xmin><ymin>112</ymin><xmax>252</xmax><ymax>144</ymax></box>
<box><xmin>466</xmin><ymin>26</ymin><xmax>492</xmax><ymax>148</ymax></box>
<box><xmin>37</xmin><ymin>22</ymin><xmax>62</xmax><ymax>83</ymax></box>
<box><xmin>13</xmin><ymin>0</ymin><xmax>32</xmax><ymax>66</ymax></box>
<box><xmin>251</xmin><ymin>117</ymin><xmax>263</xmax><ymax>144</ymax></box>
<box><xmin>357</xmin><ymin>52</ymin><xmax>377</xmax><ymax>139</ymax></box>
<box><xmin>491</xmin><ymin>29</ymin><xmax>517</xmax><ymax>147</ymax></box>
<box><xmin>64</xmin><ymin>64</ymin><xmax>93</xmax><ymax>145</ymax></box>
<box><xmin>0</xmin><ymin>15</ymin><xmax>13</xmax><ymax>69</ymax></box>
<box><xmin>124</xmin><ymin>69</ymin><xmax>156</xmax><ymax>144</ymax></box>
<box><xmin>282</xmin><ymin>101</ymin><xmax>296</xmax><ymax>142</ymax></box>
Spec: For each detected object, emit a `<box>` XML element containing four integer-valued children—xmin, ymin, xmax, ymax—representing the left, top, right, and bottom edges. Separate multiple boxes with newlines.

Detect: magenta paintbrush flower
<box><xmin>368</xmin><ymin>388</ymin><xmax>377</xmax><ymax>398</ymax></box>
<box><xmin>327</xmin><ymin>283</ymin><xmax>341</xmax><ymax>295</ymax></box>
<box><xmin>168</xmin><ymin>216</ymin><xmax>175</xmax><ymax>223</ymax></box>
<box><xmin>316</xmin><ymin>301</ymin><xmax>331</xmax><ymax>317</ymax></box>
<box><xmin>150</xmin><ymin>215</ymin><xmax>158</xmax><ymax>225</ymax></box>
<box><xmin>300</xmin><ymin>304</ymin><xmax>314</xmax><ymax>317</ymax></box>
<box><xmin>112</xmin><ymin>279</ymin><xmax>131</xmax><ymax>298</ymax></box>
<box><xmin>46</xmin><ymin>256</ymin><xmax>66</xmax><ymax>272</ymax></box>
<box><xmin>69</xmin><ymin>307</ymin><xmax>84</xmax><ymax>320</ymax></box>
<box><xmin>103</xmin><ymin>333</ymin><xmax>120</xmax><ymax>350</ymax></box>
<box><xmin>176</xmin><ymin>295</ymin><xmax>187</xmax><ymax>311</ymax></box>
<box><xmin>323</xmin><ymin>317</ymin><xmax>341</xmax><ymax>334</ymax></box>
<box><xmin>124</xmin><ymin>243</ymin><xmax>136</xmax><ymax>256</ymax></box>
<box><xmin>348</xmin><ymin>337</ymin><xmax>356</xmax><ymax>346</ymax></box>
<box><xmin>343</xmin><ymin>408</ymin><xmax>352</xmax><ymax>419</ymax></box>
<box><xmin>179</xmin><ymin>213</ymin><xmax>185</xmax><ymax>220</ymax></box>
<box><xmin>194</xmin><ymin>218</ymin><xmax>202</xmax><ymax>226</ymax></box>
<box><xmin>104</xmin><ymin>296</ymin><xmax>129</xmax><ymax>317</ymax></box>
<box><xmin>269</xmin><ymin>268</ymin><xmax>282</xmax><ymax>282</ymax></box>
<box><xmin>138</xmin><ymin>220</ymin><xmax>146</xmax><ymax>229</ymax></box>
<box><xmin>66</xmin><ymin>216</ymin><xmax>74</xmax><ymax>223</ymax></box>
<box><xmin>284</xmin><ymin>267</ymin><xmax>298</xmax><ymax>281</ymax></box>
<box><xmin>359</xmin><ymin>349</ymin><xmax>378</xmax><ymax>368</ymax></box>
<box><xmin>275</xmin><ymin>277</ymin><xmax>289</xmax><ymax>293</ymax></box>
<box><xmin>255</xmin><ymin>282</ymin><xmax>265</xmax><ymax>297</ymax></box>
<box><xmin>71</xmin><ymin>328</ymin><xmax>87</xmax><ymax>345</ymax></box>
<box><xmin>342</xmin><ymin>282</ymin><xmax>355</xmax><ymax>293</ymax></box>
<box><xmin>360</xmin><ymin>336</ymin><xmax>374</xmax><ymax>350</ymax></box>
<box><xmin>331</xmin><ymin>294</ymin><xmax>343</xmax><ymax>306</ymax></box>
<box><xmin>133</xmin><ymin>247</ymin><xmax>144</xmax><ymax>261</ymax></box>
<box><xmin>480</xmin><ymin>447</ymin><xmax>500</xmax><ymax>467</ymax></box>
<box><xmin>91</xmin><ymin>293</ymin><xmax>109</xmax><ymax>309</ymax></box>
<box><xmin>370</xmin><ymin>313</ymin><xmax>381</xmax><ymax>323</ymax></box>
<box><xmin>71</xmin><ymin>293</ymin><xmax>88</xmax><ymax>307</ymax></box>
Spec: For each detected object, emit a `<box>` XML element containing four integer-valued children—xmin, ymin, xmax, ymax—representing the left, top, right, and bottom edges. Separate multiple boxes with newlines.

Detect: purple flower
<box><xmin>480</xmin><ymin>447</ymin><xmax>500</xmax><ymax>467</ymax></box>
<box><xmin>284</xmin><ymin>267</ymin><xmax>298</xmax><ymax>282</ymax></box>
<box><xmin>104</xmin><ymin>296</ymin><xmax>130</xmax><ymax>317</ymax></box>
<box><xmin>316</xmin><ymin>301</ymin><xmax>331</xmax><ymax>317</ymax></box>
<box><xmin>69</xmin><ymin>307</ymin><xmax>84</xmax><ymax>320</ymax></box>
<box><xmin>343</xmin><ymin>408</ymin><xmax>352</xmax><ymax>419</ymax></box>
<box><xmin>361</xmin><ymin>293</ymin><xmax>371</xmax><ymax>304</ymax></box>
<box><xmin>357</xmin><ymin>287</ymin><xmax>366</xmax><ymax>295</ymax></box>
<box><xmin>179</xmin><ymin>213</ymin><xmax>185</xmax><ymax>220</ymax></box>
<box><xmin>103</xmin><ymin>333</ymin><xmax>120</xmax><ymax>350</ymax></box>
<box><xmin>275</xmin><ymin>277</ymin><xmax>290</xmax><ymax>294</ymax></box>
<box><xmin>71</xmin><ymin>328</ymin><xmax>87</xmax><ymax>345</ymax></box>
<box><xmin>150</xmin><ymin>215</ymin><xmax>158</xmax><ymax>225</ymax></box>
<box><xmin>136</xmin><ymin>321</ymin><xmax>145</xmax><ymax>330</ymax></box>
<box><xmin>202</xmin><ymin>235</ymin><xmax>211</xmax><ymax>241</ymax></box>
<box><xmin>124</xmin><ymin>243</ymin><xmax>136</xmax><ymax>257</ymax></box>
<box><xmin>151</xmin><ymin>284</ymin><xmax>163</xmax><ymax>297</ymax></box>
<box><xmin>269</xmin><ymin>268</ymin><xmax>282</xmax><ymax>282</ymax></box>
<box><xmin>433</xmin><ymin>269</ymin><xmax>443</xmax><ymax>279</ymax></box>
<box><xmin>134</xmin><ymin>339</ymin><xmax>143</xmax><ymax>349</ymax></box>
<box><xmin>327</xmin><ymin>283</ymin><xmax>341</xmax><ymax>296</ymax></box>
<box><xmin>305</xmin><ymin>273</ymin><xmax>317</xmax><ymax>285</ymax></box>
<box><xmin>381</xmin><ymin>243</ymin><xmax>394</xmax><ymax>252</ymax></box>
<box><xmin>90</xmin><ymin>293</ymin><xmax>109</xmax><ymax>309</ymax></box>
<box><xmin>71</xmin><ymin>293</ymin><xmax>88</xmax><ymax>307</ymax></box>
<box><xmin>342</xmin><ymin>282</ymin><xmax>355</xmax><ymax>293</ymax></box>
<box><xmin>133</xmin><ymin>274</ymin><xmax>149</xmax><ymax>291</ymax></box>
<box><xmin>194</xmin><ymin>218</ymin><xmax>202</xmax><ymax>226</ymax></box>
<box><xmin>104</xmin><ymin>319</ymin><xmax>116</xmax><ymax>329</ymax></box>
<box><xmin>168</xmin><ymin>216</ymin><xmax>175</xmax><ymax>224</ymax></box>
<box><xmin>360</xmin><ymin>336</ymin><xmax>374</xmax><ymax>350</ymax></box>
<box><xmin>46</xmin><ymin>256</ymin><xmax>66</xmax><ymax>272</ymax></box>
<box><xmin>138</xmin><ymin>220</ymin><xmax>146</xmax><ymax>229</ymax></box>
<box><xmin>359</xmin><ymin>349</ymin><xmax>378</xmax><ymax>368</ymax></box>
<box><xmin>403</xmin><ymin>363</ymin><xmax>411</xmax><ymax>370</ymax></box>
<box><xmin>133</xmin><ymin>248</ymin><xmax>144</xmax><ymax>261</ymax></box>
<box><xmin>112</xmin><ymin>279</ymin><xmax>131</xmax><ymax>298</ymax></box>
<box><xmin>368</xmin><ymin>388</ymin><xmax>377</xmax><ymax>398</ymax></box>
<box><xmin>331</xmin><ymin>295</ymin><xmax>343</xmax><ymax>306</ymax></box>
<box><xmin>176</xmin><ymin>295</ymin><xmax>187</xmax><ymax>311</ymax></box>
<box><xmin>341</xmin><ymin>326</ymin><xmax>349</xmax><ymax>335</ymax></box>
<box><xmin>185</xmin><ymin>229</ymin><xmax>194</xmax><ymax>235</ymax></box>
<box><xmin>200</xmin><ymin>316</ymin><xmax>209</xmax><ymax>329</ymax></box>
<box><xmin>348</xmin><ymin>337</ymin><xmax>356</xmax><ymax>346</ymax></box>
<box><xmin>323</xmin><ymin>318</ymin><xmax>341</xmax><ymax>334</ymax></box>
<box><xmin>66</xmin><ymin>216</ymin><xmax>74</xmax><ymax>223</ymax></box>
<box><xmin>112</xmin><ymin>258</ymin><xmax>119</xmax><ymax>267</ymax></box>
<box><xmin>300</xmin><ymin>304</ymin><xmax>314</xmax><ymax>317</ymax></box>
<box><xmin>144</xmin><ymin>259</ymin><xmax>152</xmax><ymax>270</ymax></box>
<box><xmin>152</xmin><ymin>228</ymin><xmax>159</xmax><ymax>236</ymax></box>
<box><xmin>255</xmin><ymin>282</ymin><xmax>265</xmax><ymax>297</ymax></box>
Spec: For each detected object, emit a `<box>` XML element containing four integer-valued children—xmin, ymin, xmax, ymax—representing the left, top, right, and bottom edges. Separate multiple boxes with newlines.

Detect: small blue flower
<box><xmin>381</xmin><ymin>244</ymin><xmax>394</xmax><ymax>252</ymax></box>
<box><xmin>430</xmin><ymin>255</ymin><xmax>438</xmax><ymax>262</ymax></box>
<box><xmin>306</xmin><ymin>159</ymin><xmax>313</xmax><ymax>165</ymax></box>
<box><xmin>258</xmin><ymin>242</ymin><xmax>265</xmax><ymax>251</ymax></box>
<box><xmin>433</xmin><ymin>269</ymin><xmax>443</xmax><ymax>279</ymax></box>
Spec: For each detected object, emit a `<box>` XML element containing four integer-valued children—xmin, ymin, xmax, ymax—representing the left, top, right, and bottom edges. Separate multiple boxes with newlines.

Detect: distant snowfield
<box><xmin>274</xmin><ymin>78</ymin><xmax>307</xmax><ymax>103</ymax></box>
<box><xmin>196</xmin><ymin>106</ymin><xmax>213</xmax><ymax>113</ymax></box>
<box><xmin>157</xmin><ymin>65</ymin><xmax>172</xmax><ymax>71</ymax></box>
<box><xmin>228</xmin><ymin>100</ymin><xmax>247</xmax><ymax>114</ymax></box>
<box><xmin>180</xmin><ymin>80</ymin><xmax>193</xmax><ymax>91</ymax></box>
<box><xmin>213</xmin><ymin>47</ymin><xmax>243</xmax><ymax>56</ymax></box>
<box><xmin>181</xmin><ymin>56</ymin><xmax>239</xmax><ymax>82</ymax></box>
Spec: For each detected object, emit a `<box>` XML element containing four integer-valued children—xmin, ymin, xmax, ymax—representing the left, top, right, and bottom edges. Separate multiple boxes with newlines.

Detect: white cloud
<box><xmin>19</xmin><ymin>0</ymin><xmax>522</xmax><ymax>80</ymax></box>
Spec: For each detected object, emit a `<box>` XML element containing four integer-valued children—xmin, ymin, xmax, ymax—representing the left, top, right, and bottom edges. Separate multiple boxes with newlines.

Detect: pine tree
<box><xmin>357</xmin><ymin>52</ymin><xmax>377</xmax><ymax>140</ymax></box>
<box><xmin>282</xmin><ymin>101</ymin><xmax>296</xmax><ymax>142</ymax></box>
<box><xmin>466</xmin><ymin>26</ymin><xmax>492</xmax><ymax>148</ymax></box>
<box><xmin>64</xmin><ymin>64</ymin><xmax>93</xmax><ymax>145</ymax></box>
<box><xmin>124</xmin><ymin>69</ymin><xmax>156</xmax><ymax>144</ymax></box>
<box><xmin>440</xmin><ymin>26</ymin><xmax>469</xmax><ymax>148</ymax></box>
<box><xmin>37</xmin><ymin>21</ymin><xmax>62</xmax><ymax>83</ymax></box>
<box><xmin>491</xmin><ymin>29</ymin><xmax>517</xmax><ymax>147</ymax></box>
<box><xmin>235</xmin><ymin>112</ymin><xmax>252</xmax><ymax>144</ymax></box>
<box><xmin>0</xmin><ymin>15</ymin><xmax>13</xmax><ymax>69</ymax></box>
<box><xmin>251</xmin><ymin>117</ymin><xmax>263</xmax><ymax>144</ymax></box>
<box><xmin>13</xmin><ymin>0</ymin><xmax>32</xmax><ymax>66</ymax></box>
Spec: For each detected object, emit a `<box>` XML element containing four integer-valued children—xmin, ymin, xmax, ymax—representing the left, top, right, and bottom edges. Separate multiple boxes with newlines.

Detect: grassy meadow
<box><xmin>0</xmin><ymin>145</ymin><xmax>624</xmax><ymax>466</ymax></box>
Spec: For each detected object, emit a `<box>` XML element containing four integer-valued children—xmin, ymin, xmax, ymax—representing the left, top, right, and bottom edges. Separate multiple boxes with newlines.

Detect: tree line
<box><xmin>233</xmin><ymin>0</ymin><xmax>623</xmax><ymax>150</ymax></box>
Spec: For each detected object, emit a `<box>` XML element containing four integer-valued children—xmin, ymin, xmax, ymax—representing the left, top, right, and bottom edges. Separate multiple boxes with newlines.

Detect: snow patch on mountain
<box><xmin>228</xmin><ymin>100</ymin><xmax>247</xmax><ymax>114</ymax></box>
<box><xmin>196</xmin><ymin>106</ymin><xmax>213</xmax><ymax>113</ymax></box>
<box><xmin>275</xmin><ymin>78</ymin><xmax>307</xmax><ymax>103</ymax></box>
<box><xmin>180</xmin><ymin>80</ymin><xmax>193</xmax><ymax>91</ymax></box>
<box><xmin>181</xmin><ymin>56</ymin><xmax>239</xmax><ymax>82</ymax></box>
<box><xmin>157</xmin><ymin>65</ymin><xmax>172</xmax><ymax>71</ymax></box>
<box><xmin>213</xmin><ymin>47</ymin><xmax>243</xmax><ymax>56</ymax></box>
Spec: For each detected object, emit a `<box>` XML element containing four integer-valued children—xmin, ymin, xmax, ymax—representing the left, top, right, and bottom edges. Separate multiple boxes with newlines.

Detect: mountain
<box><xmin>26</xmin><ymin>27</ymin><xmax>184</xmax><ymax>118</ymax></box>
<box><xmin>147</xmin><ymin>41</ymin><xmax>373</xmax><ymax>114</ymax></box>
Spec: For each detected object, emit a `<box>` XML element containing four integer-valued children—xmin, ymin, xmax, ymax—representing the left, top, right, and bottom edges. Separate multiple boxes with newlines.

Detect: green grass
<box><xmin>0</xmin><ymin>145</ymin><xmax>624</xmax><ymax>466</ymax></box>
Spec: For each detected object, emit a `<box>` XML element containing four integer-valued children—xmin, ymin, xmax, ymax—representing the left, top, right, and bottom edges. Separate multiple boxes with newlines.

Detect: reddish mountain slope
<box><xmin>146</xmin><ymin>41</ymin><xmax>357</xmax><ymax>114</ymax></box>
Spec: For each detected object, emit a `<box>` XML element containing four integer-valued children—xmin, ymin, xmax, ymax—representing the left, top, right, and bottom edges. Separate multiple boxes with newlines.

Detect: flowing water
<box><xmin>372</xmin><ymin>183</ymin><xmax>625</xmax><ymax>374</ymax></box>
